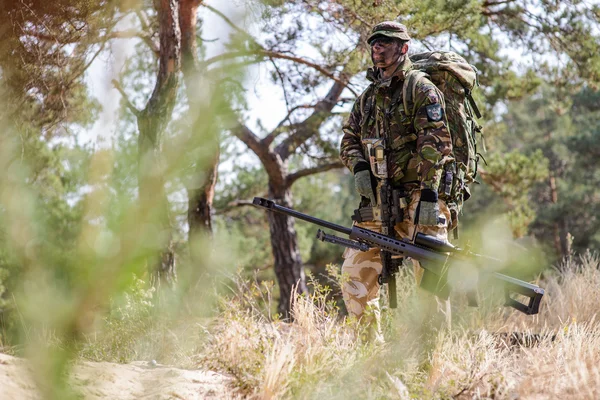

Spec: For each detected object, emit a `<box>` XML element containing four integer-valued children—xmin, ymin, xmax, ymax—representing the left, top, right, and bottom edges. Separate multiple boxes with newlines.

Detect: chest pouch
<box><xmin>362</xmin><ymin>138</ymin><xmax>388</xmax><ymax>179</ymax></box>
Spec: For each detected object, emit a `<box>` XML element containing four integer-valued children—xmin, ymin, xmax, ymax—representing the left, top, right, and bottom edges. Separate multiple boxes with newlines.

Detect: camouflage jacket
<box><xmin>340</xmin><ymin>57</ymin><xmax>453</xmax><ymax>194</ymax></box>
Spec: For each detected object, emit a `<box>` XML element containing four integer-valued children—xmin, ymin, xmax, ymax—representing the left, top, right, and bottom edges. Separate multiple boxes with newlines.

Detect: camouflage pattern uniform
<box><xmin>339</xmin><ymin>22</ymin><xmax>453</xmax><ymax>336</ymax></box>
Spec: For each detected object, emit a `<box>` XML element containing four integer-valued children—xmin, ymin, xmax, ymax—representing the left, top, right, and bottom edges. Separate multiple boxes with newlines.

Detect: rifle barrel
<box><xmin>253</xmin><ymin>197</ymin><xmax>352</xmax><ymax>236</ymax></box>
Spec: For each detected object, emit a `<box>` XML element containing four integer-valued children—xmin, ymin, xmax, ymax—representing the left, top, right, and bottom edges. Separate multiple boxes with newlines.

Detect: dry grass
<box><xmin>198</xmin><ymin>254</ymin><xmax>600</xmax><ymax>399</ymax></box>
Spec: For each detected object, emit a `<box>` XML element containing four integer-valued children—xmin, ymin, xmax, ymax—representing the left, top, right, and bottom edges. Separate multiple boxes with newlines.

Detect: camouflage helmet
<box><xmin>367</xmin><ymin>21</ymin><xmax>411</xmax><ymax>45</ymax></box>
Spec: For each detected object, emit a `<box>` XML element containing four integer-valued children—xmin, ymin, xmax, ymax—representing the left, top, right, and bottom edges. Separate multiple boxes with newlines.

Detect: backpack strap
<box><xmin>465</xmin><ymin>90</ymin><xmax>482</xmax><ymax>119</ymax></box>
<box><xmin>402</xmin><ymin>70</ymin><xmax>429</xmax><ymax>119</ymax></box>
<box><xmin>360</xmin><ymin>85</ymin><xmax>375</xmax><ymax>136</ymax></box>
<box><xmin>388</xmin><ymin>79</ymin><xmax>404</xmax><ymax>112</ymax></box>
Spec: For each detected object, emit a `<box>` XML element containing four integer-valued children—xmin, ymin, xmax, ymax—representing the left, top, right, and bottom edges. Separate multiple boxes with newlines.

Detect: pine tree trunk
<box><xmin>138</xmin><ymin>0</ymin><xmax>181</xmax><ymax>287</ymax></box>
<box><xmin>267</xmin><ymin>184</ymin><xmax>307</xmax><ymax>319</ymax></box>
<box><xmin>187</xmin><ymin>153</ymin><xmax>218</xmax><ymax>235</ymax></box>
<box><xmin>179</xmin><ymin>0</ymin><xmax>218</xmax><ymax>244</ymax></box>
<box><xmin>549</xmin><ymin>172</ymin><xmax>569</xmax><ymax>259</ymax></box>
<box><xmin>138</xmin><ymin>117</ymin><xmax>177</xmax><ymax>288</ymax></box>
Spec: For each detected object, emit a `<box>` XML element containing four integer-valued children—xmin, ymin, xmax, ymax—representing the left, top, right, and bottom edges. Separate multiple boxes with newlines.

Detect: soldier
<box><xmin>339</xmin><ymin>21</ymin><xmax>453</xmax><ymax>340</ymax></box>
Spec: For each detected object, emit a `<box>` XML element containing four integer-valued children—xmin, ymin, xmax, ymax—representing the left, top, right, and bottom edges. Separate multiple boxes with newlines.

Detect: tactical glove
<box><xmin>354</xmin><ymin>169</ymin><xmax>376</xmax><ymax>205</ymax></box>
<box><xmin>417</xmin><ymin>189</ymin><xmax>440</xmax><ymax>226</ymax></box>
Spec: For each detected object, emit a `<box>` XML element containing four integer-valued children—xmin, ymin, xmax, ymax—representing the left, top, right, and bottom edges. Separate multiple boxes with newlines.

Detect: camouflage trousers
<box><xmin>341</xmin><ymin>190</ymin><xmax>452</xmax><ymax>340</ymax></box>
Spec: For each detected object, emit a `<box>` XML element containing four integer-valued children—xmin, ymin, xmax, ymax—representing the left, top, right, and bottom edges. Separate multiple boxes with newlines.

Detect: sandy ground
<box><xmin>0</xmin><ymin>353</ymin><xmax>236</xmax><ymax>399</ymax></box>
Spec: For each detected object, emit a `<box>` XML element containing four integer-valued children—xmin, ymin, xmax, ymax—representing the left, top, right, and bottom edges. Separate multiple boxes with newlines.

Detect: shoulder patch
<box><xmin>426</xmin><ymin>103</ymin><xmax>444</xmax><ymax>122</ymax></box>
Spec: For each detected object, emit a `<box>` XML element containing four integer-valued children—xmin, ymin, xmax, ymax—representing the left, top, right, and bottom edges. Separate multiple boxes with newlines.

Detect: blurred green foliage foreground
<box><xmin>0</xmin><ymin>0</ymin><xmax>599</xmax><ymax>399</ymax></box>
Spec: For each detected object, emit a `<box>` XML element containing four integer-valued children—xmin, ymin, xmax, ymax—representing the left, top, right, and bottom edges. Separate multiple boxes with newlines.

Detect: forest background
<box><xmin>0</xmin><ymin>0</ymin><xmax>599</xmax><ymax>398</ymax></box>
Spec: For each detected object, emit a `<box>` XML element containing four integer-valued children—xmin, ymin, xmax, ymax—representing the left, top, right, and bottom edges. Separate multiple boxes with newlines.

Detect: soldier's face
<box><xmin>370</xmin><ymin>37</ymin><xmax>404</xmax><ymax>69</ymax></box>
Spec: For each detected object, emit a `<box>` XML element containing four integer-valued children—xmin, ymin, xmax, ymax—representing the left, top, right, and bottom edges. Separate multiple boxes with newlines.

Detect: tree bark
<box><xmin>179</xmin><ymin>0</ymin><xmax>219</xmax><ymax>244</ymax></box>
<box><xmin>544</xmin><ymin>126</ymin><xmax>569</xmax><ymax>261</ymax></box>
<box><xmin>180</xmin><ymin>0</ymin><xmax>201</xmax><ymax>73</ymax></box>
<box><xmin>137</xmin><ymin>0</ymin><xmax>181</xmax><ymax>287</ymax></box>
<box><xmin>268</xmin><ymin>184</ymin><xmax>307</xmax><ymax>319</ymax></box>
<box><xmin>187</xmin><ymin>154</ymin><xmax>218</xmax><ymax>235</ymax></box>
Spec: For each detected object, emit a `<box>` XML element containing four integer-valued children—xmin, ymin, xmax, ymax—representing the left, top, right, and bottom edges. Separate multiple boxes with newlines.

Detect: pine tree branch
<box><xmin>21</xmin><ymin>29</ymin><xmax>81</xmax><ymax>44</ymax></box>
<box><xmin>201</xmin><ymin>4</ymin><xmax>357</xmax><ymax>94</ymax></box>
<box><xmin>270</xmin><ymin>56</ymin><xmax>291</xmax><ymax>113</ymax></box>
<box><xmin>231</xmin><ymin>122</ymin><xmax>286</xmax><ymax>187</ymax></box>
<box><xmin>109</xmin><ymin>29</ymin><xmax>160</xmax><ymax>55</ymax></box>
<box><xmin>107</xmin><ymin>29</ymin><xmax>142</xmax><ymax>39</ymax></box>
<box><xmin>214</xmin><ymin>198</ymin><xmax>262</xmax><ymax>215</ymax></box>
<box><xmin>263</xmin><ymin>104</ymin><xmax>317</xmax><ymax>147</ymax></box>
<box><xmin>274</xmin><ymin>79</ymin><xmax>347</xmax><ymax>161</ymax></box>
<box><xmin>482</xmin><ymin>0</ymin><xmax>516</xmax><ymax>7</ymax></box>
<box><xmin>203</xmin><ymin>50</ymin><xmax>355</xmax><ymax>95</ymax></box>
<box><xmin>226</xmin><ymin>199</ymin><xmax>255</xmax><ymax>208</ymax></box>
<box><xmin>111</xmin><ymin>79</ymin><xmax>141</xmax><ymax>116</ymax></box>
<box><xmin>23</xmin><ymin>26</ymin><xmax>160</xmax><ymax>55</ymax></box>
<box><xmin>231</xmin><ymin>122</ymin><xmax>264</xmax><ymax>156</ymax></box>
<box><xmin>202</xmin><ymin>3</ymin><xmax>256</xmax><ymax>44</ymax></box>
<box><xmin>135</xmin><ymin>9</ymin><xmax>151</xmax><ymax>30</ymax></box>
<box><xmin>260</xmin><ymin>50</ymin><xmax>357</xmax><ymax>96</ymax></box>
<box><xmin>286</xmin><ymin>162</ymin><xmax>344</xmax><ymax>186</ymax></box>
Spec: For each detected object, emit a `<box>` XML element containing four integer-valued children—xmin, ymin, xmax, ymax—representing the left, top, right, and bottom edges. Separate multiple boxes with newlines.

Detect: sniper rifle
<box><xmin>253</xmin><ymin>197</ymin><xmax>544</xmax><ymax>315</ymax></box>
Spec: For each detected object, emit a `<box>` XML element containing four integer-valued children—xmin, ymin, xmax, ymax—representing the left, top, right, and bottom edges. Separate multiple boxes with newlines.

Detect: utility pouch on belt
<box><xmin>442</xmin><ymin>162</ymin><xmax>455</xmax><ymax>198</ymax></box>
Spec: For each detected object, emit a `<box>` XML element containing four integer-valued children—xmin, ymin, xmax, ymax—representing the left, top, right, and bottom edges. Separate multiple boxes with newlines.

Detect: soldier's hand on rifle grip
<box><xmin>354</xmin><ymin>168</ymin><xmax>376</xmax><ymax>205</ymax></box>
<box><xmin>417</xmin><ymin>189</ymin><xmax>440</xmax><ymax>226</ymax></box>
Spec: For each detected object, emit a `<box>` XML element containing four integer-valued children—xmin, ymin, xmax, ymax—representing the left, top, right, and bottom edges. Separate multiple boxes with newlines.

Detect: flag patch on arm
<box><xmin>426</xmin><ymin>103</ymin><xmax>443</xmax><ymax>122</ymax></box>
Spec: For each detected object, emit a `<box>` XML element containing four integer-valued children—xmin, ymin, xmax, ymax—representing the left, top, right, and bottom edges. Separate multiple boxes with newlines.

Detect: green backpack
<box><xmin>403</xmin><ymin>51</ymin><xmax>483</xmax><ymax>210</ymax></box>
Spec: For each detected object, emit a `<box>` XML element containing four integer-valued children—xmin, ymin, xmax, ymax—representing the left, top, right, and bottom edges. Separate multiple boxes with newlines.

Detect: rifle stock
<box><xmin>253</xmin><ymin>197</ymin><xmax>545</xmax><ymax>315</ymax></box>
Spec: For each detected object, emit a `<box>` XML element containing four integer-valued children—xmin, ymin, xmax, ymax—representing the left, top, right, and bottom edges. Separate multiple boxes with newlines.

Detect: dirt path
<box><xmin>0</xmin><ymin>353</ymin><xmax>236</xmax><ymax>399</ymax></box>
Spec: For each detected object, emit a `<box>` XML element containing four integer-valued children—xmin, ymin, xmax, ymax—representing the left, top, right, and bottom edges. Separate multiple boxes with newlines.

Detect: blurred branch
<box><xmin>477</xmin><ymin>167</ymin><xmax>502</xmax><ymax>191</ymax></box>
<box><xmin>286</xmin><ymin>162</ymin><xmax>344</xmax><ymax>186</ymax></box>
<box><xmin>71</xmin><ymin>15</ymin><xmax>126</xmax><ymax>81</ymax></box>
<box><xmin>70</xmin><ymin>39</ymin><xmax>110</xmax><ymax>83</ymax></box>
<box><xmin>335</xmin><ymin>3</ymin><xmax>370</xmax><ymax>27</ymax></box>
<box><xmin>261</xmin><ymin>51</ymin><xmax>357</xmax><ymax>96</ymax></box>
<box><xmin>214</xmin><ymin>198</ymin><xmax>262</xmax><ymax>215</ymax></box>
<box><xmin>482</xmin><ymin>0</ymin><xmax>516</xmax><ymax>6</ymax></box>
<box><xmin>204</xmin><ymin>50</ymin><xmax>355</xmax><ymax>94</ymax></box>
<box><xmin>135</xmin><ymin>9</ymin><xmax>151</xmax><ymax>30</ymax></box>
<box><xmin>198</xmin><ymin>34</ymin><xmax>218</xmax><ymax>43</ymax></box>
<box><xmin>24</xmin><ymin>25</ymin><xmax>160</xmax><ymax>55</ymax></box>
<box><xmin>111</xmin><ymin>79</ymin><xmax>141</xmax><ymax>116</ymax></box>
<box><xmin>109</xmin><ymin>29</ymin><xmax>160</xmax><ymax>55</ymax></box>
<box><xmin>21</xmin><ymin>29</ymin><xmax>80</xmax><ymax>44</ymax></box>
<box><xmin>263</xmin><ymin>104</ymin><xmax>317</xmax><ymax>147</ymax></box>
<box><xmin>202</xmin><ymin>3</ymin><xmax>256</xmax><ymax>44</ymax></box>
<box><xmin>202</xmin><ymin>3</ymin><xmax>357</xmax><ymax>95</ymax></box>
<box><xmin>226</xmin><ymin>199</ymin><xmax>255</xmax><ymax>208</ymax></box>
<box><xmin>108</xmin><ymin>29</ymin><xmax>144</xmax><ymax>39</ymax></box>
<box><xmin>275</xmin><ymin>79</ymin><xmax>347</xmax><ymax>161</ymax></box>
<box><xmin>133</xmin><ymin>10</ymin><xmax>160</xmax><ymax>56</ymax></box>
<box><xmin>270</xmin><ymin>56</ymin><xmax>291</xmax><ymax>112</ymax></box>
